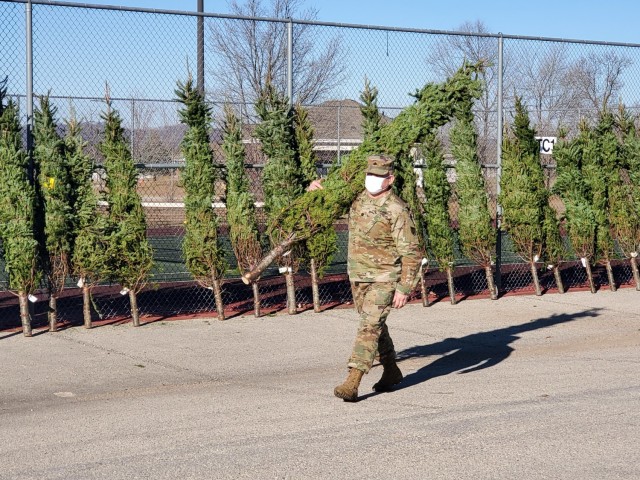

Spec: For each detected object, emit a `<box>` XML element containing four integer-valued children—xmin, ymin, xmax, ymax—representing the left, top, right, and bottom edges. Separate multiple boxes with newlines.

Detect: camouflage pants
<box><xmin>347</xmin><ymin>281</ymin><xmax>396</xmax><ymax>374</ymax></box>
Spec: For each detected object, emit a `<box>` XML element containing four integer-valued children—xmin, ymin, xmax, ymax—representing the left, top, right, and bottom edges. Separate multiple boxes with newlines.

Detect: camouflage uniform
<box><xmin>346</xmin><ymin>159</ymin><xmax>421</xmax><ymax>374</ymax></box>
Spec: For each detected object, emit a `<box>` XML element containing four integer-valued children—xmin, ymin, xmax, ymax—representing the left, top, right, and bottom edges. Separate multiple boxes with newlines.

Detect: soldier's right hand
<box><xmin>306</xmin><ymin>178</ymin><xmax>325</xmax><ymax>191</ymax></box>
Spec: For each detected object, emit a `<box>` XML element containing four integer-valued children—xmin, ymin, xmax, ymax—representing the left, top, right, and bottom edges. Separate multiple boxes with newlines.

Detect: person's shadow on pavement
<box><xmin>359</xmin><ymin>308</ymin><xmax>602</xmax><ymax>400</ymax></box>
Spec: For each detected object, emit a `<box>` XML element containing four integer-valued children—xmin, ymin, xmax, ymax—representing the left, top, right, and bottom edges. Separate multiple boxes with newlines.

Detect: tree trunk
<box><xmin>19</xmin><ymin>292</ymin><xmax>32</xmax><ymax>337</ymax></box>
<box><xmin>630</xmin><ymin>256</ymin><xmax>640</xmax><ymax>291</ymax></box>
<box><xmin>48</xmin><ymin>294</ymin><xmax>58</xmax><ymax>332</ymax></box>
<box><xmin>485</xmin><ymin>265</ymin><xmax>498</xmax><ymax>300</ymax></box>
<box><xmin>446</xmin><ymin>265</ymin><xmax>456</xmax><ymax>305</ymax></box>
<box><xmin>212</xmin><ymin>279</ymin><xmax>225</xmax><ymax>320</ymax></box>
<box><xmin>252</xmin><ymin>281</ymin><xmax>261</xmax><ymax>318</ymax></box>
<box><xmin>285</xmin><ymin>271</ymin><xmax>297</xmax><ymax>315</ymax></box>
<box><xmin>83</xmin><ymin>285</ymin><xmax>92</xmax><ymax>329</ymax></box>
<box><xmin>420</xmin><ymin>273</ymin><xmax>429</xmax><ymax>307</ymax></box>
<box><xmin>310</xmin><ymin>258</ymin><xmax>321</xmax><ymax>313</ymax></box>
<box><xmin>531</xmin><ymin>261</ymin><xmax>542</xmax><ymax>296</ymax></box>
<box><xmin>553</xmin><ymin>266</ymin><xmax>565</xmax><ymax>294</ymax></box>
<box><xmin>242</xmin><ymin>233</ymin><xmax>296</xmax><ymax>284</ymax></box>
<box><xmin>584</xmin><ymin>260</ymin><xmax>596</xmax><ymax>294</ymax></box>
<box><xmin>605</xmin><ymin>260</ymin><xmax>617</xmax><ymax>292</ymax></box>
<box><xmin>129</xmin><ymin>290</ymin><xmax>140</xmax><ymax>327</ymax></box>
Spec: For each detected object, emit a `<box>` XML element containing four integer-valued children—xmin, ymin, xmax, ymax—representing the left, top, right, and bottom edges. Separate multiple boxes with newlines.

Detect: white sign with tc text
<box><xmin>535</xmin><ymin>136</ymin><xmax>557</xmax><ymax>155</ymax></box>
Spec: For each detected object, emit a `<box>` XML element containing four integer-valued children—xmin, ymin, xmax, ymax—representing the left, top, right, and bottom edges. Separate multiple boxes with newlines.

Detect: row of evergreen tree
<box><xmin>0</xmin><ymin>78</ymin><xmax>153</xmax><ymax>336</ymax></box>
<box><xmin>241</xmin><ymin>62</ymin><xmax>640</xmax><ymax>304</ymax></box>
<box><xmin>2</xmin><ymin>64</ymin><xmax>640</xmax><ymax>336</ymax></box>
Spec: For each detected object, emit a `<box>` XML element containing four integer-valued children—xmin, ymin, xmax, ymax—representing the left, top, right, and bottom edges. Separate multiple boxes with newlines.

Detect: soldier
<box><xmin>309</xmin><ymin>154</ymin><xmax>421</xmax><ymax>401</ymax></box>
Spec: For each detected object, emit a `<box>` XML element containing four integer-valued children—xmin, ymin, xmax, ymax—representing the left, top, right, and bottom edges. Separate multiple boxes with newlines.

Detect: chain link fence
<box><xmin>1</xmin><ymin>0</ymin><xmax>640</xmax><ymax>327</ymax></box>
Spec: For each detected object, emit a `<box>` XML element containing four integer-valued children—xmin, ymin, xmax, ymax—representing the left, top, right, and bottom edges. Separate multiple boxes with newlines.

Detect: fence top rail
<box><xmin>4</xmin><ymin>0</ymin><xmax>640</xmax><ymax>49</ymax></box>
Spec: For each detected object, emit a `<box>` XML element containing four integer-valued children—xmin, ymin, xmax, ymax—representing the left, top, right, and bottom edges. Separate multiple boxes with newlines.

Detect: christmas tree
<box><xmin>542</xmin><ymin>204</ymin><xmax>566</xmax><ymax>293</ymax></box>
<box><xmin>450</xmin><ymin>106</ymin><xmax>498</xmax><ymax>299</ymax></box>
<box><xmin>499</xmin><ymin>97</ymin><xmax>548</xmax><ymax>296</ymax></box>
<box><xmin>33</xmin><ymin>95</ymin><xmax>73</xmax><ymax>330</ymax></box>
<box><xmin>243</xmin><ymin>62</ymin><xmax>484</xmax><ymax>283</ymax></box>
<box><xmin>222</xmin><ymin>104</ymin><xmax>263</xmax><ymax>316</ymax></box>
<box><xmin>613</xmin><ymin>104</ymin><xmax>640</xmax><ymax>289</ymax></box>
<box><xmin>254</xmin><ymin>78</ymin><xmax>305</xmax><ymax>314</ymax></box>
<box><xmin>625</xmin><ymin>134</ymin><xmax>640</xmax><ymax>289</ymax></box>
<box><xmin>0</xmin><ymin>78</ymin><xmax>41</xmax><ymax>336</ymax></box>
<box><xmin>552</xmin><ymin>123</ymin><xmax>597</xmax><ymax>293</ymax></box>
<box><xmin>294</xmin><ymin>103</ymin><xmax>337</xmax><ymax>312</ymax></box>
<box><xmin>421</xmin><ymin>134</ymin><xmax>457</xmax><ymax>304</ymax></box>
<box><xmin>100</xmin><ymin>92</ymin><xmax>154</xmax><ymax>326</ymax></box>
<box><xmin>66</xmin><ymin>114</ymin><xmax>109</xmax><ymax>327</ymax></box>
<box><xmin>359</xmin><ymin>78</ymin><xmax>383</xmax><ymax>146</ymax></box>
<box><xmin>588</xmin><ymin>112</ymin><xmax>618</xmax><ymax>291</ymax></box>
<box><xmin>176</xmin><ymin>75</ymin><xmax>227</xmax><ymax>320</ymax></box>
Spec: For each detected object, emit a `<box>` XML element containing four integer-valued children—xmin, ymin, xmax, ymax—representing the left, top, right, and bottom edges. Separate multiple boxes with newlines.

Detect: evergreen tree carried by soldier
<box><xmin>176</xmin><ymin>75</ymin><xmax>227</xmax><ymax>320</ymax></box>
<box><xmin>100</xmin><ymin>88</ymin><xmax>154</xmax><ymax>326</ymax></box>
<box><xmin>242</xmin><ymin>62</ymin><xmax>484</xmax><ymax>284</ymax></box>
<box><xmin>0</xmin><ymin>77</ymin><xmax>41</xmax><ymax>336</ymax></box>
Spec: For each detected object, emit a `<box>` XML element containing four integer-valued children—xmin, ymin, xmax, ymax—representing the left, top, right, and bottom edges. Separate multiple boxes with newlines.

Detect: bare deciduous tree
<box><xmin>426</xmin><ymin>21</ymin><xmax>502</xmax><ymax>161</ymax></box>
<box><xmin>208</xmin><ymin>0</ymin><xmax>346</xmax><ymax>120</ymax></box>
<box><xmin>516</xmin><ymin>43</ymin><xmax>575</xmax><ymax>133</ymax></box>
<box><xmin>568</xmin><ymin>50</ymin><xmax>632</xmax><ymax>115</ymax></box>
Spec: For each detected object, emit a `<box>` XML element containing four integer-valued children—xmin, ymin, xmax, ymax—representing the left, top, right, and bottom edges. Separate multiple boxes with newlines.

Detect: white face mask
<box><xmin>365</xmin><ymin>174</ymin><xmax>388</xmax><ymax>195</ymax></box>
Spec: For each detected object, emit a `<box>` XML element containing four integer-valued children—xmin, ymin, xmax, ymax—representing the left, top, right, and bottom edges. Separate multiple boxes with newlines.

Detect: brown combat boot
<box><xmin>334</xmin><ymin>368</ymin><xmax>364</xmax><ymax>402</ymax></box>
<box><xmin>372</xmin><ymin>357</ymin><xmax>403</xmax><ymax>392</ymax></box>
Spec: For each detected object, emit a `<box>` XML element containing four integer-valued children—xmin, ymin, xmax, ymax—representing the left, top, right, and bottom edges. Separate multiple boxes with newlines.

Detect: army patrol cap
<box><xmin>365</xmin><ymin>154</ymin><xmax>394</xmax><ymax>176</ymax></box>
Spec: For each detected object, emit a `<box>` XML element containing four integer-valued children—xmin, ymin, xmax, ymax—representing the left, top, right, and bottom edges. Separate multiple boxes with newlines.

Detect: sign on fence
<box><xmin>535</xmin><ymin>136</ymin><xmax>557</xmax><ymax>155</ymax></box>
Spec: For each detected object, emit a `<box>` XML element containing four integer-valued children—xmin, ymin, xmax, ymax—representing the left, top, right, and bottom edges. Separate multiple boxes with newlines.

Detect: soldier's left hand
<box><xmin>393</xmin><ymin>291</ymin><xmax>408</xmax><ymax>309</ymax></box>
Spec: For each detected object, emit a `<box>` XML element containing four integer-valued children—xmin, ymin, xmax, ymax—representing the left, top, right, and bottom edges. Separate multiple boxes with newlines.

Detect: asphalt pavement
<box><xmin>1</xmin><ymin>288</ymin><xmax>639</xmax><ymax>479</ymax></box>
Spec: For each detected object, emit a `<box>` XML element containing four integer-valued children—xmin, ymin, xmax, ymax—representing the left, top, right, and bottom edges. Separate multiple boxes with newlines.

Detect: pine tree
<box><xmin>588</xmin><ymin>112</ymin><xmax>618</xmax><ymax>291</ymax></box>
<box><xmin>360</xmin><ymin>78</ymin><xmax>383</xmax><ymax>145</ymax></box>
<box><xmin>100</xmin><ymin>93</ymin><xmax>154</xmax><ymax>326</ymax></box>
<box><xmin>34</xmin><ymin>95</ymin><xmax>73</xmax><ymax>331</ymax></box>
<box><xmin>499</xmin><ymin>97</ymin><xmax>548</xmax><ymax>296</ymax></box>
<box><xmin>66</xmin><ymin>115</ymin><xmax>109</xmax><ymax>327</ymax></box>
<box><xmin>294</xmin><ymin>103</ymin><xmax>337</xmax><ymax>312</ymax></box>
<box><xmin>222</xmin><ymin>104</ymin><xmax>263</xmax><ymax>316</ymax></box>
<box><xmin>255</xmin><ymin>78</ymin><xmax>305</xmax><ymax>314</ymax></box>
<box><xmin>553</xmin><ymin>123</ymin><xmax>598</xmax><ymax>293</ymax></box>
<box><xmin>613</xmin><ymin>105</ymin><xmax>640</xmax><ymax>289</ymax></box>
<box><xmin>0</xmin><ymin>78</ymin><xmax>41</xmax><ymax>336</ymax></box>
<box><xmin>626</xmin><ymin>132</ymin><xmax>640</xmax><ymax>289</ymax></box>
<box><xmin>450</xmin><ymin>107</ymin><xmax>498</xmax><ymax>299</ymax></box>
<box><xmin>176</xmin><ymin>75</ymin><xmax>227</xmax><ymax>320</ymax></box>
<box><xmin>422</xmin><ymin>134</ymin><xmax>457</xmax><ymax>304</ymax></box>
<box><xmin>242</xmin><ymin>62</ymin><xmax>484</xmax><ymax>283</ymax></box>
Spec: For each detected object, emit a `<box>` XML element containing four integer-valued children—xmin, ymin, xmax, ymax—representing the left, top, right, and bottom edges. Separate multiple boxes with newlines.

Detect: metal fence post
<box><xmin>287</xmin><ymin>18</ymin><xmax>293</xmax><ymax>106</ymax></box>
<box><xmin>25</xmin><ymin>0</ymin><xmax>34</xmax><ymax>180</ymax></box>
<box><xmin>130</xmin><ymin>98</ymin><xmax>135</xmax><ymax>159</ymax></box>
<box><xmin>495</xmin><ymin>33</ymin><xmax>504</xmax><ymax>292</ymax></box>
<box><xmin>197</xmin><ymin>0</ymin><xmax>204</xmax><ymax>94</ymax></box>
<box><xmin>25</xmin><ymin>0</ymin><xmax>35</xmax><ymax>321</ymax></box>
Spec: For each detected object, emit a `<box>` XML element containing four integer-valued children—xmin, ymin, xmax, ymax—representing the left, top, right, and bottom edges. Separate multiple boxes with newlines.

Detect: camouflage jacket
<box><xmin>347</xmin><ymin>190</ymin><xmax>421</xmax><ymax>294</ymax></box>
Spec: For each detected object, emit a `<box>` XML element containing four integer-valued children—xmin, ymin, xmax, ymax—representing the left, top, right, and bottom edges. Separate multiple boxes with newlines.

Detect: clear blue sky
<box><xmin>54</xmin><ymin>0</ymin><xmax>640</xmax><ymax>44</ymax></box>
